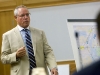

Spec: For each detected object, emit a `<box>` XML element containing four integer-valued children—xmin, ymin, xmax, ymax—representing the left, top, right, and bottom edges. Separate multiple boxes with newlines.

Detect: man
<box><xmin>1</xmin><ymin>5</ymin><xmax>58</xmax><ymax>75</ymax></box>
<box><xmin>73</xmin><ymin>11</ymin><xmax>100</xmax><ymax>75</ymax></box>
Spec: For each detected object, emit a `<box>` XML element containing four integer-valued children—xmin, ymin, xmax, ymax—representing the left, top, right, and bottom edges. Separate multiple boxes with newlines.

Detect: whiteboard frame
<box><xmin>66</xmin><ymin>19</ymin><xmax>96</xmax><ymax>71</ymax></box>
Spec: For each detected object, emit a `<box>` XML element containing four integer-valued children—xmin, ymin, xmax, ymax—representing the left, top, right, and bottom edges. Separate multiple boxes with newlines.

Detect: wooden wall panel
<box><xmin>0</xmin><ymin>0</ymin><xmax>16</xmax><ymax>7</ymax></box>
<box><xmin>0</xmin><ymin>61</ymin><xmax>4</xmax><ymax>75</ymax></box>
<box><xmin>23</xmin><ymin>0</ymin><xmax>62</xmax><ymax>4</ymax></box>
<box><xmin>0</xmin><ymin>11</ymin><xmax>15</xmax><ymax>41</ymax></box>
<box><xmin>0</xmin><ymin>0</ymin><xmax>99</xmax><ymax>11</ymax></box>
<box><xmin>0</xmin><ymin>10</ymin><xmax>16</xmax><ymax>75</ymax></box>
<box><xmin>22</xmin><ymin>0</ymin><xmax>100</xmax><ymax>9</ymax></box>
<box><xmin>0</xmin><ymin>0</ymin><xmax>16</xmax><ymax>11</ymax></box>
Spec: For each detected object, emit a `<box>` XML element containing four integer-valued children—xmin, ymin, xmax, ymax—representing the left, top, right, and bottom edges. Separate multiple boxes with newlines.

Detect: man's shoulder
<box><xmin>30</xmin><ymin>26</ymin><xmax>44</xmax><ymax>32</ymax></box>
<box><xmin>3</xmin><ymin>27</ymin><xmax>16</xmax><ymax>36</ymax></box>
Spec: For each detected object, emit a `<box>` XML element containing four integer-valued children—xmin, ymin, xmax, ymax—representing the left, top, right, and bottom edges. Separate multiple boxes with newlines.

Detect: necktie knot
<box><xmin>23</xmin><ymin>29</ymin><xmax>28</xmax><ymax>32</ymax></box>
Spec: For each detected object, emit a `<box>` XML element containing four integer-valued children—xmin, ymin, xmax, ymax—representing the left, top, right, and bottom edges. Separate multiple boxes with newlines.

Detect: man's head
<box><xmin>14</xmin><ymin>5</ymin><xmax>30</xmax><ymax>28</ymax></box>
<box><xmin>96</xmin><ymin>11</ymin><xmax>100</xmax><ymax>40</ymax></box>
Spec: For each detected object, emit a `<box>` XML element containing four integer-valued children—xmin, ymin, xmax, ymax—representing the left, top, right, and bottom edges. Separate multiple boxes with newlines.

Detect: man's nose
<box><xmin>24</xmin><ymin>15</ymin><xmax>28</xmax><ymax>18</ymax></box>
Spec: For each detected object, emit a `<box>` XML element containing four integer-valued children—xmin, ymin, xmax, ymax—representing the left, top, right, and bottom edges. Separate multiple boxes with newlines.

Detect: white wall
<box><xmin>48</xmin><ymin>64</ymin><xmax>69</xmax><ymax>75</ymax></box>
<box><xmin>29</xmin><ymin>2</ymin><xmax>100</xmax><ymax>61</ymax></box>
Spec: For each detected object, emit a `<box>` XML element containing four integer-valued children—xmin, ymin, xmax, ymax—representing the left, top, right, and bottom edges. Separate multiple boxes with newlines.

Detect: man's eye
<box><xmin>20</xmin><ymin>15</ymin><xmax>24</xmax><ymax>17</ymax></box>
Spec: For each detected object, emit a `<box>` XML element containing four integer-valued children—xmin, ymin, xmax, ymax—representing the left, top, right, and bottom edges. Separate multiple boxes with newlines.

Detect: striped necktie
<box><xmin>23</xmin><ymin>29</ymin><xmax>36</xmax><ymax>69</ymax></box>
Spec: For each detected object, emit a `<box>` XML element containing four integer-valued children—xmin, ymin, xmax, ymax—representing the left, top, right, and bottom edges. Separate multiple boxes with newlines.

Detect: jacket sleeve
<box><xmin>42</xmin><ymin>31</ymin><xmax>57</xmax><ymax>69</ymax></box>
<box><xmin>1</xmin><ymin>33</ymin><xmax>20</xmax><ymax>64</ymax></box>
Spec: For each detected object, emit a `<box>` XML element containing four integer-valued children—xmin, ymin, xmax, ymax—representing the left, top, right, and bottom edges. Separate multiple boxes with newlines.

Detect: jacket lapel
<box><xmin>14</xmin><ymin>26</ymin><xmax>25</xmax><ymax>48</ymax></box>
<box><xmin>29</xmin><ymin>27</ymin><xmax>36</xmax><ymax>56</ymax></box>
<box><xmin>14</xmin><ymin>26</ymin><xmax>36</xmax><ymax>56</ymax></box>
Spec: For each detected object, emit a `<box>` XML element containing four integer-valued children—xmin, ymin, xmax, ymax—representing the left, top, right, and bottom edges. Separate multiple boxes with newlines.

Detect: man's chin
<box><xmin>23</xmin><ymin>24</ymin><xmax>29</xmax><ymax>28</ymax></box>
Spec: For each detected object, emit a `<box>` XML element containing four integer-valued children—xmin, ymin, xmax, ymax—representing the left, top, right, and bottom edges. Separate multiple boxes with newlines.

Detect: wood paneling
<box><xmin>15</xmin><ymin>0</ymin><xmax>23</xmax><ymax>6</ymax></box>
<box><xmin>0</xmin><ymin>0</ymin><xmax>16</xmax><ymax>7</ymax></box>
<box><xmin>0</xmin><ymin>10</ymin><xmax>16</xmax><ymax>75</ymax></box>
<box><xmin>23</xmin><ymin>0</ymin><xmax>100</xmax><ymax>9</ymax></box>
<box><xmin>0</xmin><ymin>0</ymin><xmax>16</xmax><ymax>11</ymax></box>
<box><xmin>23</xmin><ymin>0</ymin><xmax>62</xmax><ymax>4</ymax></box>
<box><xmin>0</xmin><ymin>61</ymin><xmax>4</xmax><ymax>75</ymax></box>
<box><xmin>0</xmin><ymin>0</ymin><xmax>99</xmax><ymax>11</ymax></box>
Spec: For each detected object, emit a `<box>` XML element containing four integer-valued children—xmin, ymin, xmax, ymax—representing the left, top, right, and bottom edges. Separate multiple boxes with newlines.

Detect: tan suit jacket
<box><xmin>1</xmin><ymin>26</ymin><xmax>57</xmax><ymax>75</ymax></box>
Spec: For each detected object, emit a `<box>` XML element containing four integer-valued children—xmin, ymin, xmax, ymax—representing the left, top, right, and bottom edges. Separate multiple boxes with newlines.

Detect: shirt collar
<box><xmin>17</xmin><ymin>25</ymin><xmax>29</xmax><ymax>31</ymax></box>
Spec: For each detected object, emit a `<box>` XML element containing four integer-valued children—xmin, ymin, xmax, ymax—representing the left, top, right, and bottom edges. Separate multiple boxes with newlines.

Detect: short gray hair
<box><xmin>14</xmin><ymin>5</ymin><xmax>28</xmax><ymax>16</ymax></box>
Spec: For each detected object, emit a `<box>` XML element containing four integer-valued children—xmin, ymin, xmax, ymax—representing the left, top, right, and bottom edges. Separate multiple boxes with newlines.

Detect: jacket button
<box><xmin>15</xmin><ymin>70</ymin><xmax>17</xmax><ymax>72</ymax></box>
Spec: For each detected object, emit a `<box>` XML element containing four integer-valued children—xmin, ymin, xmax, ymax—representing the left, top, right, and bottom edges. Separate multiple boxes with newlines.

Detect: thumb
<box><xmin>21</xmin><ymin>46</ymin><xmax>25</xmax><ymax>50</ymax></box>
<box><xmin>51</xmin><ymin>70</ymin><xmax>54</xmax><ymax>75</ymax></box>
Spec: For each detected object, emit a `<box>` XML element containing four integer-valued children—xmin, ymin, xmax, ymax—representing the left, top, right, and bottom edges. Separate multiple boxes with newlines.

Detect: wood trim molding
<box><xmin>0</xmin><ymin>2</ymin><xmax>16</xmax><ymax>11</ymax></box>
<box><xmin>57</xmin><ymin>60</ymin><xmax>76</xmax><ymax>75</ymax></box>
<box><xmin>24</xmin><ymin>0</ymin><xmax>100</xmax><ymax>9</ymax></box>
<box><xmin>0</xmin><ymin>1</ymin><xmax>16</xmax><ymax>7</ymax></box>
<box><xmin>57</xmin><ymin>60</ymin><xmax>75</xmax><ymax>65</ymax></box>
<box><xmin>23</xmin><ymin>0</ymin><xmax>61</xmax><ymax>4</ymax></box>
<box><xmin>0</xmin><ymin>0</ymin><xmax>99</xmax><ymax>11</ymax></box>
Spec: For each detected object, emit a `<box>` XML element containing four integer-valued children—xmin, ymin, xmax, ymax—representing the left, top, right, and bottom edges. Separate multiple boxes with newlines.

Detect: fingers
<box><xmin>16</xmin><ymin>47</ymin><xmax>26</xmax><ymax>58</ymax></box>
<box><xmin>22</xmin><ymin>46</ymin><xmax>25</xmax><ymax>49</ymax></box>
<box><xmin>51</xmin><ymin>68</ymin><xmax>58</xmax><ymax>75</ymax></box>
<box><xmin>51</xmin><ymin>71</ymin><xmax>58</xmax><ymax>75</ymax></box>
<box><xmin>19</xmin><ymin>47</ymin><xmax>26</xmax><ymax>53</ymax></box>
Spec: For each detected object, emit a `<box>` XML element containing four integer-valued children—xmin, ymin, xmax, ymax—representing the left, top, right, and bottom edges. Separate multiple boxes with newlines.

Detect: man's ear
<box><xmin>14</xmin><ymin>16</ymin><xmax>17</xmax><ymax>20</ymax></box>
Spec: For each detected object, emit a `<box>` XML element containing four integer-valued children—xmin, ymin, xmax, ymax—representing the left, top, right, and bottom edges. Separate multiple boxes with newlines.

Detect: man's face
<box><xmin>15</xmin><ymin>7</ymin><xmax>30</xmax><ymax>28</ymax></box>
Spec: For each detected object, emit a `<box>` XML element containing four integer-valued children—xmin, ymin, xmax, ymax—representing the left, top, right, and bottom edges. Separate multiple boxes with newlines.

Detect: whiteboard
<box><xmin>29</xmin><ymin>2</ymin><xmax>100</xmax><ymax>61</ymax></box>
<box><xmin>67</xmin><ymin>19</ymin><xmax>100</xmax><ymax>70</ymax></box>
